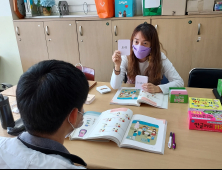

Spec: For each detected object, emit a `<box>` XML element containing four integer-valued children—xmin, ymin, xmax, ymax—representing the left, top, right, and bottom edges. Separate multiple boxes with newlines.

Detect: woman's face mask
<box><xmin>132</xmin><ymin>45</ymin><xmax>151</xmax><ymax>59</ymax></box>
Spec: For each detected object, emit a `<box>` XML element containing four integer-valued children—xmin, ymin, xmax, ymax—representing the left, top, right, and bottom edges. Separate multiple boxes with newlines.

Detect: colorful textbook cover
<box><xmin>188</xmin><ymin>97</ymin><xmax>222</xmax><ymax>132</ymax></box>
<box><xmin>70</xmin><ymin>108</ymin><xmax>167</xmax><ymax>155</ymax></box>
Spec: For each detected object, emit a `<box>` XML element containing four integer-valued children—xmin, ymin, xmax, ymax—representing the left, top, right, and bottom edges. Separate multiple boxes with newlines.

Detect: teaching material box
<box><xmin>188</xmin><ymin>97</ymin><xmax>222</xmax><ymax>132</ymax></box>
<box><xmin>115</xmin><ymin>0</ymin><xmax>135</xmax><ymax>17</ymax></box>
<box><xmin>169</xmin><ymin>87</ymin><xmax>188</xmax><ymax>103</ymax></box>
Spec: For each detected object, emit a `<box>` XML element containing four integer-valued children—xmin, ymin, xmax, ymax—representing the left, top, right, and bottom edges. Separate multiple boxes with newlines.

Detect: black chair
<box><xmin>0</xmin><ymin>83</ymin><xmax>13</xmax><ymax>92</ymax></box>
<box><xmin>188</xmin><ymin>68</ymin><xmax>222</xmax><ymax>88</ymax></box>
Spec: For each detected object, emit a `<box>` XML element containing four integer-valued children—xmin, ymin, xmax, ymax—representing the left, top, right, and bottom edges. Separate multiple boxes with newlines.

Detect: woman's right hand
<box><xmin>112</xmin><ymin>50</ymin><xmax>122</xmax><ymax>68</ymax></box>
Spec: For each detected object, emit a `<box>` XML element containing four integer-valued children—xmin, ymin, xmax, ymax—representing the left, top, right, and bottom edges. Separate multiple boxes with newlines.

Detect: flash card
<box><xmin>135</xmin><ymin>75</ymin><xmax>148</xmax><ymax>90</ymax></box>
<box><xmin>118</xmin><ymin>39</ymin><xmax>131</xmax><ymax>56</ymax></box>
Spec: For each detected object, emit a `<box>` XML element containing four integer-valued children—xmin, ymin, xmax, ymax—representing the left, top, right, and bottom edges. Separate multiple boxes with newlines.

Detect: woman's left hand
<box><xmin>142</xmin><ymin>83</ymin><xmax>162</xmax><ymax>94</ymax></box>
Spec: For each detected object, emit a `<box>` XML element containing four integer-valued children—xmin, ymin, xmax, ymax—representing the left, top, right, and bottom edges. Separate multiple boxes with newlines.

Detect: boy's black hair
<box><xmin>16</xmin><ymin>60</ymin><xmax>89</xmax><ymax>135</ymax></box>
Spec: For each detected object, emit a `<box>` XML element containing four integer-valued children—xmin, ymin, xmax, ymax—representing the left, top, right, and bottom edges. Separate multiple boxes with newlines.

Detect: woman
<box><xmin>110</xmin><ymin>23</ymin><xmax>184</xmax><ymax>94</ymax></box>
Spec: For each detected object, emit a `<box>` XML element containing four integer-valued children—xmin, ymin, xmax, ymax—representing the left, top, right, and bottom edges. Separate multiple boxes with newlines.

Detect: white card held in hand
<box><xmin>118</xmin><ymin>39</ymin><xmax>131</xmax><ymax>56</ymax></box>
<box><xmin>135</xmin><ymin>75</ymin><xmax>148</xmax><ymax>89</ymax></box>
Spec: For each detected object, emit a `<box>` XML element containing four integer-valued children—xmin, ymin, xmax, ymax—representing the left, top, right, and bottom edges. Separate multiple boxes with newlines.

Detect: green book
<box><xmin>143</xmin><ymin>0</ymin><xmax>162</xmax><ymax>16</ymax></box>
<box><xmin>217</xmin><ymin>79</ymin><xmax>222</xmax><ymax>97</ymax></box>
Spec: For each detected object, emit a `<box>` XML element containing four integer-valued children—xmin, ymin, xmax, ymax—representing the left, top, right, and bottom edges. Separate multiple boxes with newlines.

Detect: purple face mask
<box><xmin>132</xmin><ymin>45</ymin><xmax>151</xmax><ymax>60</ymax></box>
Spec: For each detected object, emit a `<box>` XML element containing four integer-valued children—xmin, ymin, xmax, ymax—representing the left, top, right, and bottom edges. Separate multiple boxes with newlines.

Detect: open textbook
<box><xmin>70</xmin><ymin>108</ymin><xmax>167</xmax><ymax>155</ymax></box>
<box><xmin>110</xmin><ymin>87</ymin><xmax>168</xmax><ymax>109</ymax></box>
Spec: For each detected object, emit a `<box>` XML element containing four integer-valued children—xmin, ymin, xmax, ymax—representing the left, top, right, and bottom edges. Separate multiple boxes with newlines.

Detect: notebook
<box><xmin>110</xmin><ymin>87</ymin><xmax>168</xmax><ymax>109</ymax></box>
<box><xmin>70</xmin><ymin>108</ymin><xmax>167</xmax><ymax>154</ymax></box>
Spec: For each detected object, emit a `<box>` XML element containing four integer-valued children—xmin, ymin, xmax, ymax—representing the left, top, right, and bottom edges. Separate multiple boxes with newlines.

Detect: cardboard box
<box><xmin>217</xmin><ymin>79</ymin><xmax>222</xmax><ymax>97</ymax></box>
<box><xmin>169</xmin><ymin>90</ymin><xmax>188</xmax><ymax>103</ymax></box>
<box><xmin>188</xmin><ymin>97</ymin><xmax>222</xmax><ymax>132</ymax></box>
<box><xmin>188</xmin><ymin>110</ymin><xmax>222</xmax><ymax>132</ymax></box>
<box><xmin>187</xmin><ymin>0</ymin><xmax>215</xmax><ymax>13</ymax></box>
<box><xmin>162</xmin><ymin>0</ymin><xmax>187</xmax><ymax>15</ymax></box>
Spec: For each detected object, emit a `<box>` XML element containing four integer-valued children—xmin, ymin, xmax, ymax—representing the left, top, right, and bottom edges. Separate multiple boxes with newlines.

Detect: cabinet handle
<box><xmin>46</xmin><ymin>26</ymin><xmax>50</xmax><ymax>36</ymax></box>
<box><xmin>155</xmin><ymin>25</ymin><xmax>158</xmax><ymax>30</ymax></box>
<box><xmin>16</xmin><ymin>27</ymin><xmax>20</xmax><ymax>36</ymax></box>
<box><xmin>79</xmin><ymin>26</ymin><xmax>83</xmax><ymax>36</ymax></box>
<box><xmin>114</xmin><ymin>26</ymin><xmax>117</xmax><ymax>36</ymax></box>
<box><xmin>198</xmin><ymin>23</ymin><xmax>201</xmax><ymax>35</ymax></box>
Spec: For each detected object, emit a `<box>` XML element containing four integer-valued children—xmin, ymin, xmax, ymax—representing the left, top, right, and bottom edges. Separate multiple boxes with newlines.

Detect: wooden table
<box><xmin>1</xmin><ymin>82</ymin><xmax>222</xmax><ymax>169</ymax></box>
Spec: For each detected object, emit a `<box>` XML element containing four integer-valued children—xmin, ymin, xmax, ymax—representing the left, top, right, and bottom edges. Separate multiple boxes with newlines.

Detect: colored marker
<box><xmin>168</xmin><ymin>132</ymin><xmax>173</xmax><ymax>149</ymax></box>
<box><xmin>173</xmin><ymin>133</ymin><xmax>176</xmax><ymax>150</ymax></box>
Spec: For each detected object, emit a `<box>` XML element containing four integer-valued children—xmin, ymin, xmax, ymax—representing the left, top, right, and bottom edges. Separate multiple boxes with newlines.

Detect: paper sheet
<box><xmin>145</xmin><ymin>0</ymin><xmax>160</xmax><ymax>8</ymax></box>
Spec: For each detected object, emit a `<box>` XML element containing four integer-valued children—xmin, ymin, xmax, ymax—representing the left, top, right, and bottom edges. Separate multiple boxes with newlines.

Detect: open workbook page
<box><xmin>70</xmin><ymin>108</ymin><xmax>134</xmax><ymax>146</ymax></box>
<box><xmin>120</xmin><ymin>115</ymin><xmax>167</xmax><ymax>154</ymax></box>
<box><xmin>137</xmin><ymin>91</ymin><xmax>168</xmax><ymax>109</ymax></box>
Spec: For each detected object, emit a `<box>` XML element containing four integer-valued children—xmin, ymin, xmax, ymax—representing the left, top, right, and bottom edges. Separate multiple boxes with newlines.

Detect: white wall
<box><xmin>0</xmin><ymin>0</ymin><xmax>23</xmax><ymax>85</ymax></box>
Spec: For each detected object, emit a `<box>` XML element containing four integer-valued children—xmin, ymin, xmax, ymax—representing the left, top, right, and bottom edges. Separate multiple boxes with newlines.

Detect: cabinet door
<box><xmin>76</xmin><ymin>20</ymin><xmax>113</xmax><ymax>82</ymax></box>
<box><xmin>14</xmin><ymin>22</ymin><xmax>49</xmax><ymax>72</ymax></box>
<box><xmin>44</xmin><ymin>21</ymin><xmax>80</xmax><ymax>65</ymax></box>
<box><xmin>112</xmin><ymin>19</ymin><xmax>150</xmax><ymax>52</ymax></box>
<box><xmin>152</xmin><ymin>18</ymin><xmax>196</xmax><ymax>86</ymax></box>
<box><xmin>191</xmin><ymin>17</ymin><xmax>222</xmax><ymax>69</ymax></box>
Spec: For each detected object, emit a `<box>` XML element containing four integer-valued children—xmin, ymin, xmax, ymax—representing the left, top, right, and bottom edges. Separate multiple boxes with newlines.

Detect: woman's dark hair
<box><xmin>16</xmin><ymin>60</ymin><xmax>89</xmax><ymax>135</ymax></box>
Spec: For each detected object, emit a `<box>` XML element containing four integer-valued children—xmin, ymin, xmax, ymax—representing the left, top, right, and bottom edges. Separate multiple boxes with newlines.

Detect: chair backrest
<box><xmin>76</xmin><ymin>64</ymin><xmax>95</xmax><ymax>81</ymax></box>
<box><xmin>188</xmin><ymin>68</ymin><xmax>222</xmax><ymax>88</ymax></box>
<box><xmin>161</xmin><ymin>75</ymin><xmax>169</xmax><ymax>85</ymax></box>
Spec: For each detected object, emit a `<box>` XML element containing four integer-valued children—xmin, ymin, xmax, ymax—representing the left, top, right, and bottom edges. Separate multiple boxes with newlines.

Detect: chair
<box><xmin>188</xmin><ymin>68</ymin><xmax>222</xmax><ymax>88</ymax></box>
<box><xmin>0</xmin><ymin>83</ymin><xmax>13</xmax><ymax>92</ymax></box>
<box><xmin>75</xmin><ymin>63</ymin><xmax>95</xmax><ymax>81</ymax></box>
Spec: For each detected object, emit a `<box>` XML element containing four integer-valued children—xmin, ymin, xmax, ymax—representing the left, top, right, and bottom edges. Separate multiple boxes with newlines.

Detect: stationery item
<box><xmin>95</xmin><ymin>0</ymin><xmax>115</xmax><ymax>18</ymax></box>
<box><xmin>172</xmin><ymin>133</ymin><xmax>176</xmax><ymax>150</ymax></box>
<box><xmin>118</xmin><ymin>40</ymin><xmax>131</xmax><ymax>56</ymax></box>
<box><xmin>142</xmin><ymin>0</ymin><xmax>162</xmax><ymax>16</ymax></box>
<box><xmin>162</xmin><ymin>0</ymin><xmax>186</xmax><ymax>15</ymax></box>
<box><xmin>97</xmin><ymin>86</ymin><xmax>111</xmax><ymax>94</ymax></box>
<box><xmin>85</xmin><ymin>94</ymin><xmax>96</xmax><ymax>105</ymax></box>
<box><xmin>188</xmin><ymin>97</ymin><xmax>222</xmax><ymax>133</ymax></box>
<box><xmin>217</xmin><ymin>79</ymin><xmax>222</xmax><ymax>97</ymax></box>
<box><xmin>135</xmin><ymin>75</ymin><xmax>148</xmax><ymax>90</ymax></box>
<box><xmin>115</xmin><ymin>0</ymin><xmax>135</xmax><ymax>17</ymax></box>
<box><xmin>70</xmin><ymin>108</ymin><xmax>168</xmax><ymax>154</ymax></box>
<box><xmin>168</xmin><ymin>132</ymin><xmax>173</xmax><ymax>149</ymax></box>
<box><xmin>110</xmin><ymin>87</ymin><xmax>168</xmax><ymax>109</ymax></box>
<box><xmin>169</xmin><ymin>89</ymin><xmax>188</xmax><ymax>103</ymax></box>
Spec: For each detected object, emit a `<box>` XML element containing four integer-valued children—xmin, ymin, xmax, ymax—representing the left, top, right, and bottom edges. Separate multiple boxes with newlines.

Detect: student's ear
<box><xmin>69</xmin><ymin>108</ymin><xmax>78</xmax><ymax>125</ymax></box>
